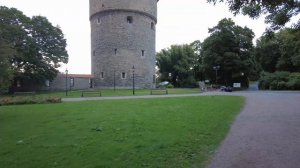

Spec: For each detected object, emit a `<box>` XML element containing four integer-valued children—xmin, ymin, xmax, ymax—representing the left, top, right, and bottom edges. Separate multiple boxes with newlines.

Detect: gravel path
<box><xmin>209</xmin><ymin>91</ymin><xmax>300</xmax><ymax>168</ymax></box>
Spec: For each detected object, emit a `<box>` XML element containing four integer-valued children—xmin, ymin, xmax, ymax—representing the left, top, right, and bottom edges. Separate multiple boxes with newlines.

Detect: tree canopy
<box><xmin>0</xmin><ymin>6</ymin><xmax>68</xmax><ymax>91</ymax></box>
<box><xmin>255</xmin><ymin>28</ymin><xmax>300</xmax><ymax>73</ymax></box>
<box><xmin>0</xmin><ymin>37</ymin><xmax>14</xmax><ymax>91</ymax></box>
<box><xmin>208</xmin><ymin>0</ymin><xmax>300</xmax><ymax>30</ymax></box>
<box><xmin>156</xmin><ymin>45</ymin><xmax>197</xmax><ymax>87</ymax></box>
<box><xmin>201</xmin><ymin>18</ymin><xmax>256</xmax><ymax>85</ymax></box>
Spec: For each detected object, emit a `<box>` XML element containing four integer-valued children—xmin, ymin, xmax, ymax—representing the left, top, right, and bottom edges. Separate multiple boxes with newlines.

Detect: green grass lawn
<box><xmin>0</xmin><ymin>88</ymin><xmax>202</xmax><ymax>100</ymax></box>
<box><xmin>0</xmin><ymin>96</ymin><xmax>244</xmax><ymax>168</ymax></box>
<box><xmin>38</xmin><ymin>88</ymin><xmax>201</xmax><ymax>98</ymax></box>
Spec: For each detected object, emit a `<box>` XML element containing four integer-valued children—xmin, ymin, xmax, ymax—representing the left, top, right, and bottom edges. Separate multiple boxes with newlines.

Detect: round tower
<box><xmin>90</xmin><ymin>0</ymin><xmax>158</xmax><ymax>88</ymax></box>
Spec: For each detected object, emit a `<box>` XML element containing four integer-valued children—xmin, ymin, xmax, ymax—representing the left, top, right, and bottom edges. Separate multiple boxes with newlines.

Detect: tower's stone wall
<box><xmin>90</xmin><ymin>0</ymin><xmax>158</xmax><ymax>88</ymax></box>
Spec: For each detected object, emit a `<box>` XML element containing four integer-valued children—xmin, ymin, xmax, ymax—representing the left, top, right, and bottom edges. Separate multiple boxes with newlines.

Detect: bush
<box><xmin>286</xmin><ymin>73</ymin><xmax>300</xmax><ymax>90</ymax></box>
<box><xmin>0</xmin><ymin>96</ymin><xmax>62</xmax><ymax>106</ymax></box>
<box><xmin>259</xmin><ymin>71</ymin><xmax>300</xmax><ymax>90</ymax></box>
<box><xmin>166</xmin><ymin>83</ymin><xmax>174</xmax><ymax>88</ymax></box>
<box><xmin>258</xmin><ymin>72</ymin><xmax>272</xmax><ymax>90</ymax></box>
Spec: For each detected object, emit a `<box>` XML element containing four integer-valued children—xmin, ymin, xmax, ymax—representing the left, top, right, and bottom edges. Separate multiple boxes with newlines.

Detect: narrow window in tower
<box><xmin>121</xmin><ymin>72</ymin><xmax>126</xmax><ymax>79</ymax></box>
<box><xmin>141</xmin><ymin>50</ymin><xmax>145</xmax><ymax>57</ymax></box>
<box><xmin>93</xmin><ymin>50</ymin><xmax>96</xmax><ymax>56</ymax></box>
<box><xmin>127</xmin><ymin>16</ymin><xmax>133</xmax><ymax>24</ymax></box>
<box><xmin>151</xmin><ymin>22</ymin><xmax>155</xmax><ymax>30</ymax></box>
<box><xmin>97</xmin><ymin>18</ymin><xmax>101</xmax><ymax>24</ymax></box>
<box><xmin>102</xmin><ymin>4</ymin><xmax>105</xmax><ymax>8</ymax></box>
<box><xmin>100</xmin><ymin>72</ymin><xmax>104</xmax><ymax>79</ymax></box>
<box><xmin>114</xmin><ymin>48</ymin><xmax>117</xmax><ymax>55</ymax></box>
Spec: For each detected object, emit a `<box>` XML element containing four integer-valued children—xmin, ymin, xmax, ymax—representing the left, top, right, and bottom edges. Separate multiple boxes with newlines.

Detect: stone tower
<box><xmin>90</xmin><ymin>0</ymin><xmax>158</xmax><ymax>88</ymax></box>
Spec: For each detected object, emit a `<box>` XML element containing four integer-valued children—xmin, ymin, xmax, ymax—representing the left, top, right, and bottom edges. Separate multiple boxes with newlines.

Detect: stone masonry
<box><xmin>90</xmin><ymin>0</ymin><xmax>158</xmax><ymax>88</ymax></box>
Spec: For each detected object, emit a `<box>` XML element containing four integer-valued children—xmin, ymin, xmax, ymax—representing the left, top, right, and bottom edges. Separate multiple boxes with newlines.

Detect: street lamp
<box><xmin>132</xmin><ymin>66</ymin><xmax>135</xmax><ymax>95</ymax></box>
<box><xmin>213</xmin><ymin>66</ymin><xmax>220</xmax><ymax>85</ymax></box>
<box><xmin>65</xmin><ymin>69</ymin><xmax>68</xmax><ymax>96</ymax></box>
<box><xmin>113</xmin><ymin>68</ymin><xmax>116</xmax><ymax>91</ymax></box>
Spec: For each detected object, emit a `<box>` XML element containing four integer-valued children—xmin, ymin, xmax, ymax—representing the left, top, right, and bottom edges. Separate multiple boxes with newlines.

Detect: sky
<box><xmin>1</xmin><ymin>0</ymin><xmax>268</xmax><ymax>74</ymax></box>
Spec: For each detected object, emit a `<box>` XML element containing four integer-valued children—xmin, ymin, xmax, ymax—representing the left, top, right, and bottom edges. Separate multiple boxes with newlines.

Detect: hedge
<box><xmin>0</xmin><ymin>96</ymin><xmax>62</xmax><ymax>106</ymax></box>
<box><xmin>259</xmin><ymin>71</ymin><xmax>300</xmax><ymax>90</ymax></box>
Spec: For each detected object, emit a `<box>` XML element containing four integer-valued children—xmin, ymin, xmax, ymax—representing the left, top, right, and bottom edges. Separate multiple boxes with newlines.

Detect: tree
<box><xmin>190</xmin><ymin>40</ymin><xmax>205</xmax><ymax>81</ymax></box>
<box><xmin>208</xmin><ymin>0</ymin><xmax>300</xmax><ymax>30</ymax></box>
<box><xmin>0</xmin><ymin>6</ymin><xmax>68</xmax><ymax>90</ymax></box>
<box><xmin>255</xmin><ymin>34</ymin><xmax>281</xmax><ymax>73</ymax></box>
<box><xmin>255</xmin><ymin>28</ymin><xmax>300</xmax><ymax>72</ymax></box>
<box><xmin>201</xmin><ymin>18</ymin><xmax>255</xmax><ymax>86</ymax></box>
<box><xmin>0</xmin><ymin>37</ymin><xmax>14</xmax><ymax>92</ymax></box>
<box><xmin>156</xmin><ymin>45</ymin><xmax>197</xmax><ymax>87</ymax></box>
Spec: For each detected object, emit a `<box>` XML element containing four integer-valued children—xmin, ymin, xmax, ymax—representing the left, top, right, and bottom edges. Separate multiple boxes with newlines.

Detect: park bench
<box><xmin>150</xmin><ymin>88</ymin><xmax>168</xmax><ymax>95</ymax></box>
<box><xmin>13</xmin><ymin>92</ymin><xmax>36</xmax><ymax>96</ymax></box>
<box><xmin>81</xmin><ymin>90</ymin><xmax>102</xmax><ymax>97</ymax></box>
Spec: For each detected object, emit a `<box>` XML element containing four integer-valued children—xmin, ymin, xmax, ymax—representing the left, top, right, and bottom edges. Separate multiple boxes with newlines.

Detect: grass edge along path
<box><xmin>0</xmin><ymin>96</ymin><xmax>245</xmax><ymax>168</ymax></box>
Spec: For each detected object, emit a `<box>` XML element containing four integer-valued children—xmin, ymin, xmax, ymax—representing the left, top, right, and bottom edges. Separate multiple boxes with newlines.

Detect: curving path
<box><xmin>209</xmin><ymin>91</ymin><xmax>300</xmax><ymax>168</ymax></box>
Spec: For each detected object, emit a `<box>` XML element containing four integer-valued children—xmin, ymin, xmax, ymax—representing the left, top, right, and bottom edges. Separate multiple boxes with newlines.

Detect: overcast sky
<box><xmin>1</xmin><ymin>0</ymin><xmax>267</xmax><ymax>74</ymax></box>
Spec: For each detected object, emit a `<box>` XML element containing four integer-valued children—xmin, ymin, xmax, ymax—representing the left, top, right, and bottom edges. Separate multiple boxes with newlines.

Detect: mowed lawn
<box><xmin>0</xmin><ymin>96</ymin><xmax>244</xmax><ymax>168</ymax></box>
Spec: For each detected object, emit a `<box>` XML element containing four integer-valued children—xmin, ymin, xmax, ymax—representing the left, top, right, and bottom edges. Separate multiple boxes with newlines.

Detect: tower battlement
<box><xmin>90</xmin><ymin>0</ymin><xmax>158</xmax><ymax>21</ymax></box>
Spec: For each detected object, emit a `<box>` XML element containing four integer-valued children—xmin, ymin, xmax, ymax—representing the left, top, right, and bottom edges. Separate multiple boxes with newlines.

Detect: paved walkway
<box><xmin>209</xmin><ymin>91</ymin><xmax>300</xmax><ymax>168</ymax></box>
<box><xmin>63</xmin><ymin>91</ymin><xmax>300</xmax><ymax>168</ymax></box>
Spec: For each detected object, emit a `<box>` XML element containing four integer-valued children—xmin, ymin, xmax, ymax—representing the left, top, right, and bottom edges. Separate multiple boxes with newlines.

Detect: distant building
<box><xmin>12</xmin><ymin>73</ymin><xmax>94</xmax><ymax>92</ymax></box>
<box><xmin>44</xmin><ymin>74</ymin><xmax>94</xmax><ymax>91</ymax></box>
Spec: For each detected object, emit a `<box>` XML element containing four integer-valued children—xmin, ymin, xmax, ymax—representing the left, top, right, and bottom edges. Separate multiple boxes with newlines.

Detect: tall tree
<box><xmin>201</xmin><ymin>18</ymin><xmax>255</xmax><ymax>85</ymax></box>
<box><xmin>276</xmin><ymin>28</ymin><xmax>300</xmax><ymax>72</ymax></box>
<box><xmin>255</xmin><ymin>28</ymin><xmax>300</xmax><ymax>72</ymax></box>
<box><xmin>157</xmin><ymin>45</ymin><xmax>197</xmax><ymax>87</ymax></box>
<box><xmin>190</xmin><ymin>40</ymin><xmax>204</xmax><ymax>81</ymax></box>
<box><xmin>208</xmin><ymin>0</ymin><xmax>300</xmax><ymax>30</ymax></box>
<box><xmin>255</xmin><ymin>35</ymin><xmax>281</xmax><ymax>73</ymax></box>
<box><xmin>0</xmin><ymin>37</ymin><xmax>14</xmax><ymax>92</ymax></box>
<box><xmin>0</xmin><ymin>6</ymin><xmax>68</xmax><ymax>90</ymax></box>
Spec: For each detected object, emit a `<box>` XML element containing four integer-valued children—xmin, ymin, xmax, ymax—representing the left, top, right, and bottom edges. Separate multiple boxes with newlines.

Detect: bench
<box><xmin>150</xmin><ymin>88</ymin><xmax>168</xmax><ymax>95</ymax></box>
<box><xmin>13</xmin><ymin>92</ymin><xmax>36</xmax><ymax>96</ymax></box>
<box><xmin>81</xmin><ymin>91</ymin><xmax>101</xmax><ymax>97</ymax></box>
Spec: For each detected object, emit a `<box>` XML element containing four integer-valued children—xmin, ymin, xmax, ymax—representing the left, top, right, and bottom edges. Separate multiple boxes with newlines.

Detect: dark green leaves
<box><xmin>207</xmin><ymin>0</ymin><xmax>300</xmax><ymax>30</ymax></box>
<box><xmin>0</xmin><ymin>6</ymin><xmax>68</xmax><ymax>91</ymax></box>
<box><xmin>201</xmin><ymin>18</ymin><xmax>255</xmax><ymax>85</ymax></box>
<box><xmin>156</xmin><ymin>45</ymin><xmax>197</xmax><ymax>87</ymax></box>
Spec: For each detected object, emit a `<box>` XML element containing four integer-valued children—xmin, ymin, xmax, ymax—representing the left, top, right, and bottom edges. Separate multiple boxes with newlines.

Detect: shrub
<box><xmin>0</xmin><ymin>96</ymin><xmax>62</xmax><ymax>106</ymax></box>
<box><xmin>259</xmin><ymin>71</ymin><xmax>300</xmax><ymax>90</ymax></box>
<box><xmin>258</xmin><ymin>72</ymin><xmax>273</xmax><ymax>90</ymax></box>
<box><xmin>166</xmin><ymin>83</ymin><xmax>174</xmax><ymax>88</ymax></box>
<box><xmin>287</xmin><ymin>73</ymin><xmax>300</xmax><ymax>90</ymax></box>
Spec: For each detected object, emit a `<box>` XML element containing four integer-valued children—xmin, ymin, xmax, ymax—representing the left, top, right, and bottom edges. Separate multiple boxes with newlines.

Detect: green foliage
<box><xmin>255</xmin><ymin>35</ymin><xmax>281</xmax><ymax>73</ymax></box>
<box><xmin>255</xmin><ymin>28</ymin><xmax>300</xmax><ymax>73</ymax></box>
<box><xmin>0</xmin><ymin>96</ymin><xmax>61</xmax><ymax>106</ymax></box>
<box><xmin>156</xmin><ymin>44</ymin><xmax>197</xmax><ymax>87</ymax></box>
<box><xmin>190</xmin><ymin>40</ymin><xmax>205</xmax><ymax>81</ymax></box>
<box><xmin>259</xmin><ymin>71</ymin><xmax>300</xmax><ymax>90</ymax></box>
<box><xmin>276</xmin><ymin>28</ymin><xmax>300</xmax><ymax>72</ymax></box>
<box><xmin>0</xmin><ymin>37</ymin><xmax>14</xmax><ymax>92</ymax></box>
<box><xmin>201</xmin><ymin>18</ymin><xmax>255</xmax><ymax>86</ymax></box>
<box><xmin>208</xmin><ymin>0</ymin><xmax>300</xmax><ymax>30</ymax></box>
<box><xmin>166</xmin><ymin>83</ymin><xmax>174</xmax><ymax>88</ymax></box>
<box><xmin>0</xmin><ymin>96</ymin><xmax>244</xmax><ymax>168</ymax></box>
<box><xmin>0</xmin><ymin>6</ymin><xmax>68</xmax><ymax>88</ymax></box>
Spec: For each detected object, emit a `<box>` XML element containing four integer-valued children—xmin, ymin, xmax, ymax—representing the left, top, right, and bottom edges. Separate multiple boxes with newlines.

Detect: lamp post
<box><xmin>213</xmin><ymin>66</ymin><xmax>220</xmax><ymax>85</ymax></box>
<box><xmin>65</xmin><ymin>69</ymin><xmax>68</xmax><ymax>96</ymax></box>
<box><xmin>113</xmin><ymin>68</ymin><xmax>116</xmax><ymax>91</ymax></box>
<box><xmin>132</xmin><ymin>66</ymin><xmax>135</xmax><ymax>95</ymax></box>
